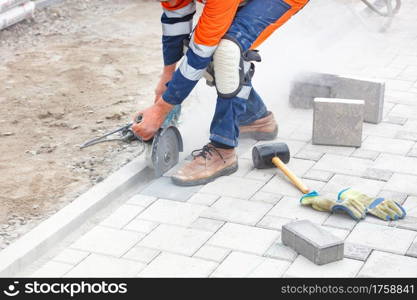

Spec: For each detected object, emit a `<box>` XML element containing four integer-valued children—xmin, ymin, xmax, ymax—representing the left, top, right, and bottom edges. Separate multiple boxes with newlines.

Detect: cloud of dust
<box><xmin>178</xmin><ymin>0</ymin><xmax>396</xmax><ymax>154</ymax></box>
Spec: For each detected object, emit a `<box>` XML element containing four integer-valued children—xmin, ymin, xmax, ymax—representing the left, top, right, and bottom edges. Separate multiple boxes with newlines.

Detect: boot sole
<box><xmin>171</xmin><ymin>162</ymin><xmax>239</xmax><ymax>187</ymax></box>
<box><xmin>240</xmin><ymin>125</ymin><xmax>278</xmax><ymax>141</ymax></box>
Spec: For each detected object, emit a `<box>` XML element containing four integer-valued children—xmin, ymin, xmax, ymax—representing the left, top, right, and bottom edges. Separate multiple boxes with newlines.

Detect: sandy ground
<box><xmin>0</xmin><ymin>0</ymin><xmax>162</xmax><ymax>248</ymax></box>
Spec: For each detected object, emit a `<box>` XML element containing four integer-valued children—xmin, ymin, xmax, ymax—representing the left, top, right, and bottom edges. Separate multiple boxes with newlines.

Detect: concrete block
<box><xmin>331</xmin><ymin>77</ymin><xmax>385</xmax><ymax>124</ymax></box>
<box><xmin>313</xmin><ymin>98</ymin><xmax>364</xmax><ymax>147</ymax></box>
<box><xmin>281</xmin><ymin>220</ymin><xmax>344</xmax><ymax>265</ymax></box>
<box><xmin>290</xmin><ymin>73</ymin><xmax>385</xmax><ymax>124</ymax></box>
<box><xmin>290</xmin><ymin>81</ymin><xmax>332</xmax><ymax>109</ymax></box>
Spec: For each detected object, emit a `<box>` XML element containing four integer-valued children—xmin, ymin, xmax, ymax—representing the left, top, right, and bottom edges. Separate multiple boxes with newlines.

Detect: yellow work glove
<box><xmin>338</xmin><ymin>188</ymin><xmax>406</xmax><ymax>221</ymax></box>
<box><xmin>300</xmin><ymin>191</ymin><xmax>366</xmax><ymax>220</ymax></box>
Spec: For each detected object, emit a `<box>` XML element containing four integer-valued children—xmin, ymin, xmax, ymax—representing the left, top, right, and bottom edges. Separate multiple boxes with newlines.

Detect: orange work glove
<box><xmin>131</xmin><ymin>98</ymin><xmax>173</xmax><ymax>141</ymax></box>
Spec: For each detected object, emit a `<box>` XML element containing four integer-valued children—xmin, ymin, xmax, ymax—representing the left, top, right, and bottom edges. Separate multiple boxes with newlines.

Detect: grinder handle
<box><xmin>272</xmin><ymin>157</ymin><xmax>310</xmax><ymax>194</ymax></box>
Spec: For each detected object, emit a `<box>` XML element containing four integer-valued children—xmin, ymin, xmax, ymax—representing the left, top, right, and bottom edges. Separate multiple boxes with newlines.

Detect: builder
<box><xmin>132</xmin><ymin>0</ymin><xmax>310</xmax><ymax>186</ymax></box>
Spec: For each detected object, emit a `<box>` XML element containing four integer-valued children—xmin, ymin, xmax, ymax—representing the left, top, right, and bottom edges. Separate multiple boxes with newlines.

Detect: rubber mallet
<box><xmin>252</xmin><ymin>143</ymin><xmax>310</xmax><ymax>194</ymax></box>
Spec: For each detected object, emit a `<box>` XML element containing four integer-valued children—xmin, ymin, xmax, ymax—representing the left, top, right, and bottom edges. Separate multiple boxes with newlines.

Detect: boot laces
<box><xmin>191</xmin><ymin>144</ymin><xmax>225</xmax><ymax>163</ymax></box>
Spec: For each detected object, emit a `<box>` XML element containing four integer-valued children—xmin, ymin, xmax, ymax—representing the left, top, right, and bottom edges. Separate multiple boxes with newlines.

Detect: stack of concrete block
<box><xmin>282</xmin><ymin>220</ymin><xmax>344</xmax><ymax>265</ymax></box>
<box><xmin>290</xmin><ymin>72</ymin><xmax>385</xmax><ymax>124</ymax></box>
<box><xmin>313</xmin><ymin>98</ymin><xmax>365</xmax><ymax>147</ymax></box>
<box><xmin>0</xmin><ymin>0</ymin><xmax>35</xmax><ymax>31</ymax></box>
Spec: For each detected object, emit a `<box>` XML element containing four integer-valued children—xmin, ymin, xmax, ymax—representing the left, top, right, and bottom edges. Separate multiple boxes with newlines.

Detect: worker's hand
<box><xmin>131</xmin><ymin>98</ymin><xmax>173</xmax><ymax>141</ymax></box>
<box><xmin>154</xmin><ymin>64</ymin><xmax>176</xmax><ymax>103</ymax></box>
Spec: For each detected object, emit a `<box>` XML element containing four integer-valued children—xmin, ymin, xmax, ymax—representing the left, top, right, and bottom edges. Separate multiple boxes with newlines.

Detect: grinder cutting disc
<box><xmin>147</xmin><ymin>126</ymin><xmax>183</xmax><ymax>177</ymax></box>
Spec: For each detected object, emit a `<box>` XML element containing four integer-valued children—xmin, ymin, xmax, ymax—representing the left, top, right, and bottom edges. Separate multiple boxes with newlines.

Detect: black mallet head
<box><xmin>252</xmin><ymin>143</ymin><xmax>290</xmax><ymax>169</ymax></box>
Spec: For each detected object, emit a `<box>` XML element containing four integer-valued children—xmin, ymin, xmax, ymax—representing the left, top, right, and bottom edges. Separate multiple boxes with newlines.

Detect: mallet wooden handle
<box><xmin>272</xmin><ymin>157</ymin><xmax>310</xmax><ymax>194</ymax></box>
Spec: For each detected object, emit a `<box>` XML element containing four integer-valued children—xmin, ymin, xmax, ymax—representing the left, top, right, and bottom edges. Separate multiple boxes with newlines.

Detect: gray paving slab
<box><xmin>250</xmin><ymin>191</ymin><xmax>283</xmax><ymax>205</ymax></box>
<box><xmin>361</xmin><ymin>136</ymin><xmax>414</xmax><ymax>155</ymax></box>
<box><xmin>139</xmin><ymin>224</ymin><xmax>213</xmax><ymax>256</ymax></box>
<box><xmin>257</xmin><ymin>215</ymin><xmax>294</xmax><ymax>231</ymax></box>
<box><xmin>124</xmin><ymin>219</ymin><xmax>158</xmax><ymax>234</ymax></box>
<box><xmin>283</xmin><ymin>256</ymin><xmax>363</xmax><ymax>278</ymax></box>
<box><xmin>302</xmin><ymin>169</ymin><xmax>334</xmax><ymax>182</ymax></box>
<box><xmin>385</xmin><ymin>173</ymin><xmax>417</xmax><ymax>196</ymax></box>
<box><xmin>70</xmin><ymin>226</ymin><xmax>144</xmax><ymax>257</ymax></box>
<box><xmin>100</xmin><ymin>204</ymin><xmax>145</xmax><ymax>229</ymax></box>
<box><xmin>200</xmin><ymin>176</ymin><xmax>264</xmax><ymax>200</ymax></box>
<box><xmin>313</xmin><ymin>98</ymin><xmax>364</xmax><ymax>147</ymax></box>
<box><xmin>406</xmin><ymin>242</ymin><xmax>417</xmax><ymax>258</ymax></box>
<box><xmin>207</xmin><ymin>223</ymin><xmax>279</xmax><ymax>255</ymax></box>
<box><xmin>313</xmin><ymin>154</ymin><xmax>373</xmax><ymax>177</ymax></box>
<box><xmin>187</xmin><ymin>193</ymin><xmax>219</xmax><ymax>206</ymax></box>
<box><xmin>31</xmin><ymin>261</ymin><xmax>73</xmax><ymax>278</ymax></box>
<box><xmin>346</xmin><ymin>222</ymin><xmax>417</xmax><ymax>255</ymax></box>
<box><xmin>265</xmin><ymin>236</ymin><xmax>298</xmax><ymax>262</ymax></box>
<box><xmin>52</xmin><ymin>249</ymin><xmax>90</xmax><ymax>266</ymax></box>
<box><xmin>193</xmin><ymin>245</ymin><xmax>230</xmax><ymax>262</ymax></box>
<box><xmin>351</xmin><ymin>149</ymin><xmax>380</xmax><ymax>161</ymax></box>
<box><xmin>362</xmin><ymin>168</ymin><xmax>393</xmax><ymax>182</ymax></box>
<box><xmin>210</xmin><ymin>252</ymin><xmax>264</xmax><ymax>277</ymax></box>
<box><xmin>358</xmin><ymin>251</ymin><xmax>417</xmax><ymax>277</ymax></box>
<box><xmin>268</xmin><ymin>196</ymin><xmax>329</xmax><ymax>225</ymax></box>
<box><xmin>282</xmin><ymin>220</ymin><xmax>344</xmax><ymax>265</ymax></box>
<box><xmin>138</xmin><ymin>199</ymin><xmax>206</xmax><ymax>227</ymax></box>
<box><xmin>138</xmin><ymin>253</ymin><xmax>217</xmax><ymax>278</ymax></box>
<box><xmin>140</xmin><ymin>176</ymin><xmax>201</xmax><ymax>201</ymax></box>
<box><xmin>322</xmin><ymin>174</ymin><xmax>384</xmax><ymax>197</ymax></box>
<box><xmin>122</xmin><ymin>246</ymin><xmax>160</xmax><ymax>264</ymax></box>
<box><xmin>64</xmin><ymin>254</ymin><xmax>145</xmax><ymax>278</ymax></box>
<box><xmin>189</xmin><ymin>218</ymin><xmax>225</xmax><ymax>233</ymax></box>
<box><xmin>201</xmin><ymin>197</ymin><xmax>272</xmax><ymax>226</ymax></box>
<box><xmin>344</xmin><ymin>243</ymin><xmax>372</xmax><ymax>261</ymax></box>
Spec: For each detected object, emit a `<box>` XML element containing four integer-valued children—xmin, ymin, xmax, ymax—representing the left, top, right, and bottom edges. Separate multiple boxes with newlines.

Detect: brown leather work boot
<box><xmin>239</xmin><ymin>111</ymin><xmax>278</xmax><ymax>140</ymax></box>
<box><xmin>171</xmin><ymin>143</ymin><xmax>238</xmax><ymax>186</ymax></box>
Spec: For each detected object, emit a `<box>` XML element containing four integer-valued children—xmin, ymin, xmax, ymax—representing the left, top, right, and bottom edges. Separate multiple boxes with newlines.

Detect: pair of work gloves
<box><xmin>301</xmin><ymin>188</ymin><xmax>406</xmax><ymax>221</ymax></box>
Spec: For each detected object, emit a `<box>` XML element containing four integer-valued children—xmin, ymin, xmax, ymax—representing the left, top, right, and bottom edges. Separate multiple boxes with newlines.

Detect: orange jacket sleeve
<box><xmin>194</xmin><ymin>0</ymin><xmax>241</xmax><ymax>47</ymax></box>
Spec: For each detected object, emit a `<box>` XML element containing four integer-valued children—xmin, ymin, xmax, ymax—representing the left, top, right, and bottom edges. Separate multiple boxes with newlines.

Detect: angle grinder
<box><xmin>80</xmin><ymin>105</ymin><xmax>183</xmax><ymax>177</ymax></box>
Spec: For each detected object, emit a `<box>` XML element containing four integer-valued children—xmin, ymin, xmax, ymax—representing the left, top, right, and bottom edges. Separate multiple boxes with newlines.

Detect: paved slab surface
<box><xmin>25</xmin><ymin>1</ymin><xmax>417</xmax><ymax>277</ymax></box>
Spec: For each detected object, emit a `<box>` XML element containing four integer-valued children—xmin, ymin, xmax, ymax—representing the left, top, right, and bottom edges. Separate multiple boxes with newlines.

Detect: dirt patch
<box><xmin>0</xmin><ymin>0</ymin><xmax>162</xmax><ymax>248</ymax></box>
